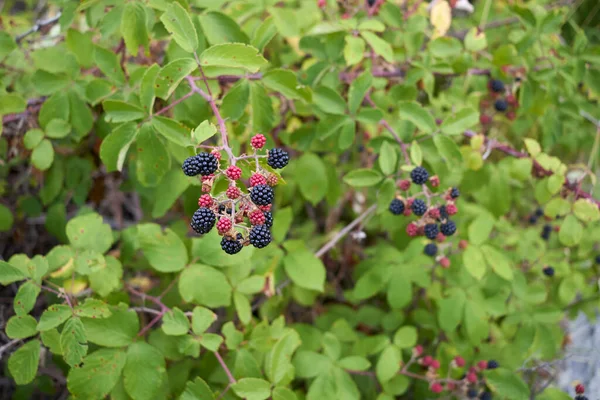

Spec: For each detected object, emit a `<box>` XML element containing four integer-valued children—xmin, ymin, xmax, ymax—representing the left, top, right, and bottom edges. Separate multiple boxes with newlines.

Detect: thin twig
<box><xmin>214</xmin><ymin>351</ymin><xmax>237</xmax><ymax>384</ymax></box>
<box><xmin>0</xmin><ymin>339</ymin><xmax>22</xmax><ymax>359</ymax></box>
<box><xmin>16</xmin><ymin>12</ymin><xmax>62</xmax><ymax>43</ymax></box>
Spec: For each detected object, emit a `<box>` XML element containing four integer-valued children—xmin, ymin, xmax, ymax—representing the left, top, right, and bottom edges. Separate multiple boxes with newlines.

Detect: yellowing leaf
<box><xmin>430</xmin><ymin>0</ymin><xmax>452</xmax><ymax>38</ymax></box>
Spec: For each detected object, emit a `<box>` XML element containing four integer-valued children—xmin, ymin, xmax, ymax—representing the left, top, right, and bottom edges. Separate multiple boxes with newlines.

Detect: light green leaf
<box><xmin>192</xmin><ymin>120</ymin><xmax>217</xmax><ymax>145</ymax></box>
<box><xmin>191</xmin><ymin>307</ymin><xmax>217</xmax><ymax>335</ymax></box>
<box><xmin>338</xmin><ymin>356</ymin><xmax>371</xmax><ymax>371</ymax></box>
<box><xmin>160</xmin><ymin>3</ymin><xmax>198</xmax><ymax>53</ymax></box>
<box><xmin>465</xmin><ymin>28</ymin><xmax>487</xmax><ymax>51</ymax></box>
<box><xmin>67</xmin><ymin>348</ymin><xmax>126</xmax><ymax>399</ymax></box>
<box><xmin>283</xmin><ymin>250</ymin><xmax>326</xmax><ymax>292</ymax></box>
<box><xmin>103</xmin><ymin>100</ymin><xmax>146</xmax><ymax>123</ymax></box>
<box><xmin>263</xmin><ymin>69</ymin><xmax>311</xmax><ymax>102</ymax></box>
<box><xmin>155</xmin><ymin>58</ymin><xmax>197</xmax><ymax>100</ymax></box>
<box><xmin>361</xmin><ymin>31</ymin><xmax>394</xmax><ymax>62</ymax></box>
<box><xmin>179</xmin><ymin>264</ymin><xmax>232</xmax><ymax>307</ymax></box>
<box><xmin>138</xmin><ymin>223</ymin><xmax>188</xmax><ymax>272</ymax></box>
<box><xmin>199</xmin><ymin>333</ymin><xmax>223</xmax><ymax>351</ymax></box>
<box><xmin>179</xmin><ymin>377</ymin><xmax>214</xmax><ymax>400</ymax></box>
<box><xmin>37</xmin><ymin>304</ymin><xmax>72</xmax><ymax>331</ymax></box>
<box><xmin>376</xmin><ymin>345</ymin><xmax>401</xmax><ymax>383</ymax></box>
<box><xmin>140</xmin><ymin>64</ymin><xmax>160</xmax><ymax>112</ymax></box>
<box><xmin>152</xmin><ymin>116</ymin><xmax>192</xmax><ymax>147</ymax></box>
<box><xmin>199</xmin><ymin>11</ymin><xmax>249</xmax><ymax>45</ymax></box>
<box><xmin>0</xmin><ymin>93</ymin><xmax>26</xmax><ymax>114</ymax></box>
<box><xmin>66</xmin><ymin>212</ymin><xmax>113</xmax><ymax>254</ymax></box>
<box><xmin>100</xmin><ymin>122</ymin><xmax>138</xmax><ymax>172</ymax></box>
<box><xmin>573</xmin><ymin>199</ymin><xmax>600</xmax><ymax>222</ymax></box>
<box><xmin>31</xmin><ymin>139</ymin><xmax>54</xmax><ymax>171</ymax></box>
<box><xmin>121</xmin><ymin>2</ymin><xmax>149</xmax><ymax>56</ymax></box>
<box><xmin>295</xmin><ymin>153</ymin><xmax>328</xmax><ymax>205</ymax></box>
<box><xmin>232</xmin><ymin>378</ymin><xmax>271</xmax><ymax>400</ymax></box>
<box><xmin>410</xmin><ymin>140</ymin><xmax>422</xmax><ymax>166</ymax></box>
<box><xmin>162</xmin><ymin>307</ymin><xmax>190</xmax><ymax>336</ymax></box>
<box><xmin>440</xmin><ymin>108</ymin><xmax>479</xmax><ymax>135</ymax></box>
<box><xmin>483</xmin><ymin>368</ymin><xmax>529</xmax><ymax>400</ymax></box>
<box><xmin>544</xmin><ymin>198</ymin><xmax>571</xmax><ymax>218</ymax></box>
<box><xmin>6</xmin><ymin>315</ymin><xmax>38</xmax><ymax>339</ymax></box>
<box><xmin>438</xmin><ymin>290</ymin><xmax>466</xmax><ymax>333</ymax></box>
<box><xmin>221</xmin><ymin>80</ymin><xmax>250</xmax><ymax>120</ymax></box>
<box><xmin>234</xmin><ymin>291</ymin><xmax>252</xmax><ymax>325</ymax></box>
<box><xmin>379</xmin><ymin>141</ymin><xmax>398</xmax><ymax>176</ymax></box>
<box><xmin>74</xmin><ymin>298</ymin><xmax>112</xmax><ymax>319</ymax></box>
<box><xmin>393</xmin><ymin>326</ymin><xmax>417</xmax><ymax>349</ymax></box>
<box><xmin>14</xmin><ymin>281</ymin><xmax>40</xmax><ymax>316</ymax></box>
<box><xmin>0</xmin><ymin>260</ymin><xmax>28</xmax><ymax>285</ymax></box>
<box><xmin>428</xmin><ymin>37</ymin><xmax>463</xmax><ymax>58</ymax></box>
<box><xmin>559</xmin><ymin>215</ymin><xmax>583</xmax><ymax>247</ymax></box>
<box><xmin>398</xmin><ymin>101</ymin><xmax>436</xmax><ymax>133</ymax></box>
<box><xmin>0</xmin><ymin>31</ymin><xmax>17</xmax><ymax>60</ymax></box>
<box><xmin>481</xmin><ymin>245</ymin><xmax>513</xmax><ymax>281</ymax></box>
<box><xmin>464</xmin><ymin>302</ymin><xmax>488</xmax><ymax>345</ymax></box>
<box><xmin>46</xmin><ymin>119</ymin><xmax>71</xmax><ymax>139</ymax></box>
<box><xmin>524</xmin><ymin>138</ymin><xmax>541</xmax><ymax>157</ymax></box>
<box><xmin>272</xmin><ymin>387</ymin><xmax>297</xmax><ymax>400</ymax></box>
<box><xmin>433</xmin><ymin>135</ymin><xmax>463</xmax><ymax>164</ymax></box>
<box><xmin>124</xmin><ymin>342</ymin><xmax>167</xmax><ymax>400</ymax></box>
<box><xmin>348</xmin><ymin>71</ymin><xmax>372</xmax><ymax>114</ymax></box>
<box><xmin>8</xmin><ymin>340</ymin><xmax>40</xmax><ymax>385</ymax></box>
<box><xmin>344</xmin><ymin>36</ymin><xmax>366</xmax><ymax>66</ymax></box>
<box><xmin>344</xmin><ymin>169</ymin><xmax>383</xmax><ymax>187</ymax></box>
<box><xmin>94</xmin><ymin>45</ymin><xmax>125</xmax><ymax>85</ymax></box>
<box><xmin>24</xmin><ymin>129</ymin><xmax>44</xmax><ymax>150</ymax></box>
<box><xmin>252</xmin><ymin>16</ymin><xmax>277</xmax><ymax>51</ymax></box>
<box><xmin>463</xmin><ymin>245</ymin><xmax>487</xmax><ymax>280</ymax></box>
<box><xmin>199</xmin><ymin>43</ymin><xmax>268</xmax><ymax>73</ymax></box>
<box><xmin>250</xmin><ymin>82</ymin><xmax>274</xmax><ymax>133</ymax></box>
<box><xmin>152</xmin><ymin>169</ymin><xmax>192</xmax><ymax>218</ymax></box>
<box><xmin>61</xmin><ymin>317</ymin><xmax>88</xmax><ymax>366</ymax></box>
<box><xmin>468</xmin><ymin>213</ymin><xmax>495</xmax><ymax>246</ymax></box>
<box><xmin>314</xmin><ymin>86</ymin><xmax>346</xmax><ymax>115</ymax></box>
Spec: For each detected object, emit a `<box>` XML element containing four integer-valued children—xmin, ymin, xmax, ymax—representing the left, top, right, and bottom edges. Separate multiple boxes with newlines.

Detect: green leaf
<box><xmin>393</xmin><ymin>326</ymin><xmax>417</xmax><ymax>349</ymax></box>
<box><xmin>191</xmin><ymin>306</ymin><xmax>217</xmax><ymax>335</ymax></box>
<box><xmin>6</xmin><ymin>315</ymin><xmax>38</xmax><ymax>339</ymax></box>
<box><xmin>152</xmin><ymin>116</ymin><xmax>192</xmax><ymax>147</ymax></box>
<box><xmin>272</xmin><ymin>387</ymin><xmax>297</xmax><ymax>400</ymax></box>
<box><xmin>558</xmin><ymin>215</ymin><xmax>583</xmax><ymax>247</ymax></box>
<box><xmin>199</xmin><ymin>333</ymin><xmax>223</xmax><ymax>351</ymax></box>
<box><xmin>314</xmin><ymin>86</ymin><xmax>346</xmax><ymax>115</ymax></box>
<box><xmin>41</xmin><ymin>329</ymin><xmax>62</xmax><ymax>355</ymax></box>
<box><xmin>344</xmin><ymin>35</ymin><xmax>366</xmax><ymax>66</ymax></box>
<box><xmin>121</xmin><ymin>2</ymin><xmax>149</xmax><ymax>56</ymax></box>
<box><xmin>481</xmin><ymin>245</ymin><xmax>513</xmax><ymax>281</ymax></box>
<box><xmin>483</xmin><ymin>368</ymin><xmax>529</xmax><ymax>400</ymax></box>
<box><xmin>0</xmin><ymin>94</ymin><xmax>26</xmax><ymax>114</ymax></box>
<box><xmin>67</xmin><ymin>348</ymin><xmax>126</xmax><ymax>399</ymax></box>
<box><xmin>124</xmin><ymin>342</ymin><xmax>167</xmax><ymax>400</ymax></box>
<box><xmin>433</xmin><ymin>135</ymin><xmax>463</xmax><ymax>164</ymax></box>
<box><xmin>140</xmin><ymin>64</ymin><xmax>160</xmax><ymax>112</ymax></box>
<box><xmin>464</xmin><ymin>28</ymin><xmax>487</xmax><ymax>52</ymax></box>
<box><xmin>155</xmin><ymin>58</ymin><xmax>197</xmax><ymax>100</ymax></box>
<box><xmin>179</xmin><ymin>377</ymin><xmax>214</xmax><ymax>400</ymax></box>
<box><xmin>263</xmin><ymin>69</ymin><xmax>311</xmax><ymax>102</ymax></box>
<box><xmin>162</xmin><ymin>307</ymin><xmax>190</xmax><ymax>336</ymax></box>
<box><xmin>573</xmin><ymin>199</ymin><xmax>600</xmax><ymax>222</ymax></box>
<box><xmin>179</xmin><ymin>264</ymin><xmax>232</xmax><ymax>307</ymax></box>
<box><xmin>348</xmin><ymin>71</ymin><xmax>372</xmax><ymax>114</ymax></box>
<box><xmin>103</xmin><ymin>100</ymin><xmax>146</xmax><ymax>123</ymax></box>
<box><xmin>100</xmin><ymin>122</ymin><xmax>138</xmax><ymax>172</ymax></box>
<box><xmin>82</xmin><ymin>306</ymin><xmax>139</xmax><ymax>347</ymax></box>
<box><xmin>344</xmin><ymin>169</ymin><xmax>383</xmax><ymax>187</ymax></box>
<box><xmin>284</xmin><ymin>250</ymin><xmax>326</xmax><ymax>292</ymax></box>
<box><xmin>232</xmin><ymin>378</ymin><xmax>271</xmax><ymax>400</ymax></box>
<box><xmin>379</xmin><ymin>141</ymin><xmax>398</xmax><ymax>176</ymax></box>
<box><xmin>37</xmin><ymin>304</ymin><xmax>72</xmax><ymax>331</ymax></box>
<box><xmin>544</xmin><ymin>198</ymin><xmax>571</xmax><ymax>218</ymax></box>
<box><xmin>199</xmin><ymin>43</ymin><xmax>268</xmax><ymax>74</ymax></box>
<box><xmin>61</xmin><ymin>317</ymin><xmax>88</xmax><ymax>366</ymax></box>
<box><xmin>464</xmin><ymin>302</ymin><xmax>488</xmax><ymax>344</ymax></box>
<box><xmin>14</xmin><ymin>281</ymin><xmax>40</xmax><ymax>316</ymax></box>
<box><xmin>39</xmin><ymin>92</ymin><xmax>69</xmax><ymax>129</ymax></box>
<box><xmin>250</xmin><ymin>82</ymin><xmax>274</xmax><ymax>133</ymax></box>
<box><xmin>0</xmin><ymin>260</ymin><xmax>28</xmax><ymax>285</ymax></box>
<box><xmin>338</xmin><ymin>356</ymin><xmax>371</xmax><ymax>371</ymax></box>
<box><xmin>74</xmin><ymin>298</ymin><xmax>112</xmax><ymax>319</ymax></box>
<box><xmin>94</xmin><ymin>45</ymin><xmax>125</xmax><ymax>85</ymax></box>
<box><xmin>295</xmin><ymin>153</ymin><xmax>328</xmax><ymax>205</ymax></box>
<box><xmin>66</xmin><ymin>212</ymin><xmax>113</xmax><ymax>254</ymax></box>
<box><xmin>152</xmin><ymin>169</ymin><xmax>192</xmax><ymax>219</ymax></box>
<box><xmin>294</xmin><ymin>351</ymin><xmax>332</xmax><ymax>378</ymax></box>
<box><xmin>199</xmin><ymin>11</ymin><xmax>249</xmax><ymax>45</ymax></box>
<box><xmin>398</xmin><ymin>101</ymin><xmax>436</xmax><ymax>133</ymax></box>
<box><xmin>135</xmin><ymin>124</ymin><xmax>171</xmax><ymax>187</ymax></box>
<box><xmin>138</xmin><ymin>223</ymin><xmax>188</xmax><ymax>272</ymax></box>
<box><xmin>410</xmin><ymin>141</ymin><xmax>422</xmax><ymax>166</ymax></box>
<box><xmin>221</xmin><ymin>80</ymin><xmax>250</xmax><ymax>120</ymax></box>
<box><xmin>440</xmin><ymin>108</ymin><xmax>479</xmax><ymax>135</ymax></box>
<box><xmin>0</xmin><ymin>204</ymin><xmax>13</xmax><ymax>232</ymax></box>
<box><xmin>428</xmin><ymin>37</ymin><xmax>463</xmax><ymax>58</ymax></box>
<box><xmin>32</xmin><ymin>70</ymin><xmax>69</xmax><ymax>95</ymax></box>
<box><xmin>191</xmin><ymin>120</ymin><xmax>217</xmax><ymax>145</ymax></box>
<box><xmin>8</xmin><ymin>340</ymin><xmax>40</xmax><ymax>385</ymax></box>
<box><xmin>89</xmin><ymin>255</ymin><xmax>123</xmax><ymax>297</ymax></box>
<box><xmin>46</xmin><ymin>119</ymin><xmax>71</xmax><ymax>139</ymax></box>
<box><xmin>524</xmin><ymin>138</ymin><xmax>541</xmax><ymax>157</ymax></box>
<box><xmin>0</xmin><ymin>31</ymin><xmax>17</xmax><ymax>60</ymax></box>
<box><xmin>468</xmin><ymin>213</ymin><xmax>495</xmax><ymax>246</ymax></box>
<box><xmin>463</xmin><ymin>245</ymin><xmax>487</xmax><ymax>280</ymax></box>
<box><xmin>376</xmin><ymin>345</ymin><xmax>401</xmax><ymax>383</ymax></box>
<box><xmin>160</xmin><ymin>3</ymin><xmax>198</xmax><ymax>53</ymax></box>
<box><xmin>85</xmin><ymin>79</ymin><xmax>114</xmax><ymax>106</ymax></box>
<box><xmin>438</xmin><ymin>290</ymin><xmax>466</xmax><ymax>333</ymax></box>
<box><xmin>31</xmin><ymin>139</ymin><xmax>54</xmax><ymax>171</ymax></box>
<box><xmin>267</xmin><ymin>330</ymin><xmax>301</xmax><ymax>384</ymax></box>
<box><xmin>252</xmin><ymin>16</ymin><xmax>277</xmax><ymax>51</ymax></box>
<box><xmin>234</xmin><ymin>291</ymin><xmax>252</xmax><ymax>325</ymax></box>
<box><xmin>24</xmin><ymin>129</ymin><xmax>44</xmax><ymax>150</ymax></box>
<box><xmin>361</xmin><ymin>31</ymin><xmax>394</xmax><ymax>62</ymax></box>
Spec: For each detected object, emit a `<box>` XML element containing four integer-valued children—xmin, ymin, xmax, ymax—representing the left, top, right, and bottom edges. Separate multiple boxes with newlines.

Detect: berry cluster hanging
<box><xmin>182</xmin><ymin>134</ymin><xmax>289</xmax><ymax>255</ymax></box>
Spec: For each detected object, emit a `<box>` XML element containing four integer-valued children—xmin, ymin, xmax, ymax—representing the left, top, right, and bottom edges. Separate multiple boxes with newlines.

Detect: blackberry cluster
<box><xmin>182</xmin><ymin>153</ymin><xmax>218</xmax><ymax>176</ymax></box>
<box><xmin>249</xmin><ymin>225</ymin><xmax>271</xmax><ymax>248</ymax></box>
<box><xmin>191</xmin><ymin>207</ymin><xmax>216</xmax><ymax>234</ymax></box>
<box><xmin>389</xmin><ymin>199</ymin><xmax>405</xmax><ymax>215</ymax></box>
<box><xmin>267</xmin><ymin>148</ymin><xmax>290</xmax><ymax>169</ymax></box>
<box><xmin>410</xmin><ymin>166</ymin><xmax>429</xmax><ymax>185</ymax></box>
<box><xmin>543</xmin><ymin>266</ymin><xmax>554</xmax><ymax>277</ymax></box>
<box><xmin>264</xmin><ymin>211</ymin><xmax>273</xmax><ymax>228</ymax></box>
<box><xmin>411</xmin><ymin>199</ymin><xmax>427</xmax><ymax>216</ymax></box>
<box><xmin>487</xmin><ymin>360</ymin><xmax>498</xmax><ymax>369</ymax></box>
<box><xmin>441</xmin><ymin>221</ymin><xmax>456</xmax><ymax>236</ymax></box>
<box><xmin>250</xmin><ymin>184</ymin><xmax>274</xmax><ymax>206</ymax></box>
<box><xmin>494</xmin><ymin>99</ymin><xmax>508</xmax><ymax>112</ymax></box>
<box><xmin>424</xmin><ymin>224</ymin><xmax>439</xmax><ymax>240</ymax></box>
<box><xmin>221</xmin><ymin>235</ymin><xmax>243</xmax><ymax>255</ymax></box>
<box><xmin>424</xmin><ymin>243</ymin><xmax>437</xmax><ymax>257</ymax></box>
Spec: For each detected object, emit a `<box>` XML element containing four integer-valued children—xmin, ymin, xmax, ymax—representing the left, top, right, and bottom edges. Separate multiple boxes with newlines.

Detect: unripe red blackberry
<box><xmin>226</xmin><ymin>186</ymin><xmax>241</xmax><ymax>199</ymax></box>
<box><xmin>446</xmin><ymin>203</ymin><xmax>458</xmax><ymax>215</ymax></box>
<box><xmin>259</xmin><ymin>204</ymin><xmax>272</xmax><ymax>212</ymax></box>
<box><xmin>459</xmin><ymin>239</ymin><xmax>469</xmax><ymax>249</ymax></box>
<box><xmin>216</xmin><ymin>217</ymin><xmax>232</xmax><ymax>234</ymax></box>
<box><xmin>249</xmin><ymin>210</ymin><xmax>266</xmax><ymax>225</ymax></box>
<box><xmin>249</xmin><ymin>173</ymin><xmax>267</xmax><ymax>187</ymax></box>
<box><xmin>430</xmin><ymin>175</ymin><xmax>440</xmax><ymax>187</ymax></box>
<box><xmin>406</xmin><ymin>223</ymin><xmax>419</xmax><ymax>237</ymax></box>
<box><xmin>251</xmin><ymin>134</ymin><xmax>266</xmax><ymax>149</ymax></box>
<box><xmin>506</xmin><ymin>111</ymin><xmax>516</xmax><ymax>120</ymax></box>
<box><xmin>428</xmin><ymin>208</ymin><xmax>441</xmax><ymax>219</ymax></box>
<box><xmin>454</xmin><ymin>356</ymin><xmax>465</xmax><ymax>367</ymax></box>
<box><xmin>466</xmin><ymin>372</ymin><xmax>477</xmax><ymax>383</ymax></box>
<box><xmin>422</xmin><ymin>355</ymin><xmax>433</xmax><ymax>366</ymax></box>
<box><xmin>413</xmin><ymin>345</ymin><xmax>423</xmax><ymax>356</ymax></box>
<box><xmin>436</xmin><ymin>232</ymin><xmax>446</xmax><ymax>243</ymax></box>
<box><xmin>440</xmin><ymin>257</ymin><xmax>450</xmax><ymax>268</ymax></box>
<box><xmin>398</xmin><ymin>179</ymin><xmax>411</xmax><ymax>191</ymax></box>
<box><xmin>575</xmin><ymin>384</ymin><xmax>585</xmax><ymax>394</ymax></box>
<box><xmin>506</xmin><ymin>93</ymin><xmax>517</xmax><ymax>105</ymax></box>
<box><xmin>211</xmin><ymin>150</ymin><xmax>221</xmax><ymax>160</ymax></box>
<box><xmin>266</xmin><ymin>174</ymin><xmax>278</xmax><ymax>186</ymax></box>
<box><xmin>430</xmin><ymin>359</ymin><xmax>440</xmax><ymax>369</ymax></box>
<box><xmin>198</xmin><ymin>194</ymin><xmax>213</xmax><ymax>208</ymax></box>
<box><xmin>225</xmin><ymin>165</ymin><xmax>242</xmax><ymax>180</ymax></box>
<box><xmin>480</xmin><ymin>114</ymin><xmax>492</xmax><ymax>125</ymax></box>
<box><xmin>318</xmin><ymin>0</ymin><xmax>326</xmax><ymax>8</ymax></box>
<box><xmin>430</xmin><ymin>382</ymin><xmax>443</xmax><ymax>393</ymax></box>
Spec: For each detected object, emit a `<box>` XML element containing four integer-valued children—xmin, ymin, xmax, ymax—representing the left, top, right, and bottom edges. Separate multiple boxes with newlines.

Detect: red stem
<box><xmin>214</xmin><ymin>351</ymin><xmax>237</xmax><ymax>384</ymax></box>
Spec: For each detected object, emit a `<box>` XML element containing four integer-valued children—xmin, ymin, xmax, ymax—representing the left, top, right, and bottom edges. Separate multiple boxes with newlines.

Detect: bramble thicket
<box><xmin>1</xmin><ymin>0</ymin><xmax>600</xmax><ymax>399</ymax></box>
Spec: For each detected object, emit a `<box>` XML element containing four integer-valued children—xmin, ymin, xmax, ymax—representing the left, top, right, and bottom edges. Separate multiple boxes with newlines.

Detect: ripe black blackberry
<box><xmin>424</xmin><ymin>243</ymin><xmax>437</xmax><ymax>257</ymax></box>
<box><xmin>367</xmin><ymin>0</ymin><xmax>376</xmax><ymax>6</ymax></box>
<box><xmin>389</xmin><ymin>199</ymin><xmax>405</xmax><ymax>215</ymax></box>
<box><xmin>479</xmin><ymin>392</ymin><xmax>492</xmax><ymax>400</ymax></box>
<box><xmin>535</xmin><ymin>208</ymin><xmax>544</xmax><ymax>217</ymax></box>
<box><xmin>221</xmin><ymin>235</ymin><xmax>243</xmax><ymax>255</ymax></box>
<box><xmin>490</xmin><ymin>79</ymin><xmax>505</xmax><ymax>93</ymax></box>
<box><xmin>450</xmin><ymin>187</ymin><xmax>460</xmax><ymax>199</ymax></box>
<box><xmin>411</xmin><ymin>199</ymin><xmax>427</xmax><ymax>216</ymax></box>
<box><xmin>190</xmin><ymin>207</ymin><xmax>216</xmax><ymax>234</ymax></box>
<box><xmin>267</xmin><ymin>148</ymin><xmax>289</xmax><ymax>169</ymax></box>
<box><xmin>249</xmin><ymin>225</ymin><xmax>271</xmax><ymax>248</ymax></box>
<box><xmin>595</xmin><ymin>255</ymin><xmax>600</xmax><ymax>264</ymax></box>
<box><xmin>467</xmin><ymin>389</ymin><xmax>478</xmax><ymax>398</ymax></box>
<box><xmin>575</xmin><ymin>396</ymin><xmax>589</xmax><ymax>400</ymax></box>
<box><xmin>494</xmin><ymin>99</ymin><xmax>508</xmax><ymax>112</ymax></box>
<box><xmin>487</xmin><ymin>360</ymin><xmax>498</xmax><ymax>369</ymax></box>
<box><xmin>541</xmin><ymin>224</ymin><xmax>552</xmax><ymax>240</ymax></box>
<box><xmin>424</xmin><ymin>224</ymin><xmax>439</xmax><ymax>240</ymax></box>
<box><xmin>542</xmin><ymin>266</ymin><xmax>554</xmax><ymax>277</ymax></box>
<box><xmin>250</xmin><ymin>184</ymin><xmax>274</xmax><ymax>206</ymax></box>
<box><xmin>410</xmin><ymin>166</ymin><xmax>429</xmax><ymax>185</ymax></box>
<box><xmin>182</xmin><ymin>153</ymin><xmax>218</xmax><ymax>176</ymax></box>
<box><xmin>264</xmin><ymin>211</ymin><xmax>273</xmax><ymax>228</ymax></box>
<box><xmin>528</xmin><ymin>215</ymin><xmax>538</xmax><ymax>224</ymax></box>
<box><xmin>440</xmin><ymin>221</ymin><xmax>456</xmax><ymax>236</ymax></box>
<box><xmin>438</xmin><ymin>205</ymin><xmax>448</xmax><ymax>220</ymax></box>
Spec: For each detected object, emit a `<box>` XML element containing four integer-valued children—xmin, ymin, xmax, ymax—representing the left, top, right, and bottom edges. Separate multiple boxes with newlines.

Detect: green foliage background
<box><xmin>1</xmin><ymin>0</ymin><xmax>600</xmax><ymax>399</ymax></box>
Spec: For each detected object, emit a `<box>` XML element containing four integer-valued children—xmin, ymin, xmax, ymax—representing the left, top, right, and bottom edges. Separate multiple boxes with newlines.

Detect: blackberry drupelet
<box><xmin>424</xmin><ymin>243</ymin><xmax>437</xmax><ymax>257</ymax></box>
<box><xmin>182</xmin><ymin>153</ymin><xmax>218</xmax><ymax>176</ymax></box>
<box><xmin>487</xmin><ymin>360</ymin><xmax>498</xmax><ymax>369</ymax></box>
<box><xmin>490</xmin><ymin>79</ymin><xmax>505</xmax><ymax>93</ymax></box>
<box><xmin>250</xmin><ymin>184</ymin><xmax>274</xmax><ymax>206</ymax></box>
<box><xmin>424</xmin><ymin>224</ymin><xmax>439</xmax><ymax>240</ymax></box>
<box><xmin>440</xmin><ymin>221</ymin><xmax>457</xmax><ymax>236</ymax></box>
<box><xmin>264</xmin><ymin>211</ymin><xmax>273</xmax><ymax>228</ymax></box>
<box><xmin>221</xmin><ymin>235</ymin><xmax>243</xmax><ymax>255</ymax></box>
<box><xmin>411</xmin><ymin>199</ymin><xmax>427</xmax><ymax>216</ymax></box>
<box><xmin>450</xmin><ymin>187</ymin><xmax>460</xmax><ymax>198</ymax></box>
<box><xmin>494</xmin><ymin>99</ymin><xmax>508</xmax><ymax>112</ymax></box>
<box><xmin>410</xmin><ymin>166</ymin><xmax>429</xmax><ymax>185</ymax></box>
<box><xmin>191</xmin><ymin>207</ymin><xmax>216</xmax><ymax>234</ymax></box>
<box><xmin>389</xmin><ymin>199</ymin><xmax>405</xmax><ymax>215</ymax></box>
<box><xmin>249</xmin><ymin>225</ymin><xmax>271</xmax><ymax>248</ymax></box>
<box><xmin>267</xmin><ymin>148</ymin><xmax>289</xmax><ymax>169</ymax></box>
<box><xmin>543</xmin><ymin>266</ymin><xmax>554</xmax><ymax>277</ymax></box>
